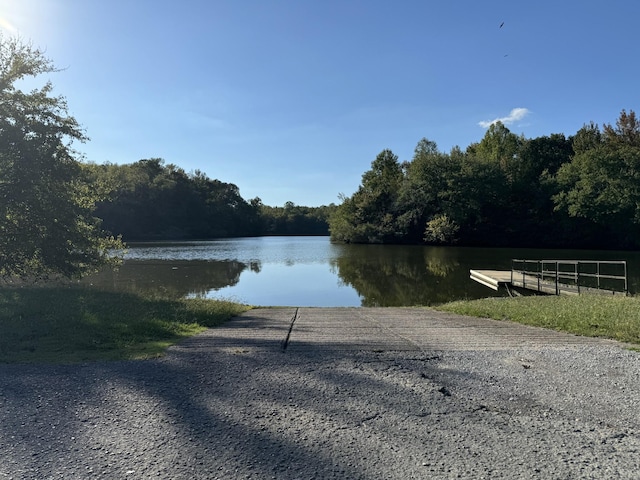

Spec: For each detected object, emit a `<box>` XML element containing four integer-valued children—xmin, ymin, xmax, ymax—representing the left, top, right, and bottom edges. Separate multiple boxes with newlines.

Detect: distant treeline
<box><xmin>87</xmin><ymin>109</ymin><xmax>640</xmax><ymax>249</ymax></box>
<box><xmin>329</xmin><ymin>110</ymin><xmax>640</xmax><ymax>250</ymax></box>
<box><xmin>86</xmin><ymin>158</ymin><xmax>335</xmax><ymax>240</ymax></box>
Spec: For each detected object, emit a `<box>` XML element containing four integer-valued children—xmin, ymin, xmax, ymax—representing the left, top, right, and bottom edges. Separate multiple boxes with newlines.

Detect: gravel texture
<box><xmin>1</xmin><ymin>307</ymin><xmax>639</xmax><ymax>479</ymax></box>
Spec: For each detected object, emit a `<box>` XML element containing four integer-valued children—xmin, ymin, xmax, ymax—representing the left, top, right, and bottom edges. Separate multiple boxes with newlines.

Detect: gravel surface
<box><xmin>1</xmin><ymin>307</ymin><xmax>639</xmax><ymax>479</ymax></box>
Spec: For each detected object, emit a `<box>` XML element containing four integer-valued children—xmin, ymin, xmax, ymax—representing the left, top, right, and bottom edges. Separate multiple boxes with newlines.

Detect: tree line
<box><xmin>329</xmin><ymin>110</ymin><xmax>640</xmax><ymax>250</ymax></box>
<box><xmin>87</xmin><ymin>159</ymin><xmax>334</xmax><ymax>241</ymax></box>
<box><xmin>1</xmin><ymin>33</ymin><xmax>638</xmax><ymax>282</ymax></box>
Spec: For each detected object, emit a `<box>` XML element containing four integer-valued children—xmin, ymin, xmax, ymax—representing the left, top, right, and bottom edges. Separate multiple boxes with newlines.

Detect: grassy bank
<box><xmin>436</xmin><ymin>295</ymin><xmax>640</xmax><ymax>346</ymax></box>
<box><xmin>0</xmin><ymin>287</ymin><xmax>250</xmax><ymax>364</ymax></box>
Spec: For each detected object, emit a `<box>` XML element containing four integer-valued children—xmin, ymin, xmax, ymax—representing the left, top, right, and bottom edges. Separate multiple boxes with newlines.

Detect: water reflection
<box><xmin>83</xmin><ymin>259</ymin><xmax>253</xmax><ymax>298</ymax></box>
<box><xmin>331</xmin><ymin>245</ymin><xmax>492</xmax><ymax>306</ymax></box>
<box><xmin>81</xmin><ymin>238</ymin><xmax>640</xmax><ymax>306</ymax></box>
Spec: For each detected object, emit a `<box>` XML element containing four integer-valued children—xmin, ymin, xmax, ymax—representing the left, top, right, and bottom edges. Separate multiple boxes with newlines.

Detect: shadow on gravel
<box><xmin>0</xmin><ymin>339</ymin><xmax>452</xmax><ymax>479</ymax></box>
<box><xmin>2</xmin><ymin>326</ymin><xmax>640</xmax><ymax>479</ymax></box>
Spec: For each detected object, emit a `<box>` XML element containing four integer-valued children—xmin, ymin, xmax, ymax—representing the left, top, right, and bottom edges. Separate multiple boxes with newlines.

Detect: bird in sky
<box><xmin>500</xmin><ymin>21</ymin><xmax>505</xmax><ymax>28</ymax></box>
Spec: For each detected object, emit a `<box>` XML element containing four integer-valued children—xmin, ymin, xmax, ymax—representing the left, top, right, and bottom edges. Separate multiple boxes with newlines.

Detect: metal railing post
<box><xmin>511</xmin><ymin>259</ymin><xmax>514</xmax><ymax>285</ymax></box>
<box><xmin>577</xmin><ymin>261</ymin><xmax>580</xmax><ymax>294</ymax></box>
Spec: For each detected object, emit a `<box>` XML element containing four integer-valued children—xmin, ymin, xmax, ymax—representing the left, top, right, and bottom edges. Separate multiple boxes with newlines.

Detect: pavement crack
<box><xmin>361</xmin><ymin>413</ymin><xmax>381</xmax><ymax>423</ymax></box>
<box><xmin>281</xmin><ymin>307</ymin><xmax>299</xmax><ymax>352</ymax></box>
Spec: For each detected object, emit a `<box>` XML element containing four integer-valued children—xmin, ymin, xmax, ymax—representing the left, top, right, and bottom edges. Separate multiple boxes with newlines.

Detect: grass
<box><xmin>0</xmin><ymin>286</ymin><xmax>250</xmax><ymax>364</ymax></box>
<box><xmin>5</xmin><ymin>286</ymin><xmax>638</xmax><ymax>364</ymax></box>
<box><xmin>436</xmin><ymin>294</ymin><xmax>640</xmax><ymax>346</ymax></box>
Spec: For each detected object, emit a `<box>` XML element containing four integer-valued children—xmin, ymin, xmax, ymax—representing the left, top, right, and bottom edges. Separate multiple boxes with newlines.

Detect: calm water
<box><xmin>82</xmin><ymin>236</ymin><xmax>640</xmax><ymax>306</ymax></box>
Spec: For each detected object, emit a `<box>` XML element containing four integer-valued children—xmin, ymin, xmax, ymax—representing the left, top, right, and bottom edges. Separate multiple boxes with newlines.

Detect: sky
<box><xmin>1</xmin><ymin>0</ymin><xmax>638</xmax><ymax>207</ymax></box>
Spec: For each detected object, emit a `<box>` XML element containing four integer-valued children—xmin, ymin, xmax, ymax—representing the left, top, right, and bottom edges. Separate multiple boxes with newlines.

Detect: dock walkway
<box><xmin>470</xmin><ymin>259</ymin><xmax>628</xmax><ymax>296</ymax></box>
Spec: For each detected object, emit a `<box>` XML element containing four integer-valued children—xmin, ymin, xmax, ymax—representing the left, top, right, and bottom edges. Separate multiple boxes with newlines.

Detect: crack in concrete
<box><xmin>280</xmin><ymin>308</ymin><xmax>299</xmax><ymax>352</ymax></box>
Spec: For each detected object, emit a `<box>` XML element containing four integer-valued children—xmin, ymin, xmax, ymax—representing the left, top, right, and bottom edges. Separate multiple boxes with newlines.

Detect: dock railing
<box><xmin>510</xmin><ymin>259</ymin><xmax>628</xmax><ymax>296</ymax></box>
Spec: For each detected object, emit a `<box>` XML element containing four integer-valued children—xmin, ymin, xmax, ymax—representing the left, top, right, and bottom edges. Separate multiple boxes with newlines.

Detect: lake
<box><xmin>81</xmin><ymin>236</ymin><xmax>640</xmax><ymax>306</ymax></box>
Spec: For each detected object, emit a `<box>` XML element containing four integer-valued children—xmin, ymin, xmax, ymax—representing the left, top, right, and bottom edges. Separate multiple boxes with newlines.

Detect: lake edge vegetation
<box><xmin>0</xmin><ymin>286</ymin><xmax>250</xmax><ymax>364</ymax></box>
<box><xmin>3</xmin><ymin>289</ymin><xmax>639</xmax><ymax>365</ymax></box>
<box><xmin>87</xmin><ymin>109</ymin><xmax>640</xmax><ymax>251</ymax></box>
<box><xmin>329</xmin><ymin>110</ymin><xmax>640</xmax><ymax>250</ymax></box>
<box><xmin>87</xmin><ymin>159</ymin><xmax>336</xmax><ymax>241</ymax></box>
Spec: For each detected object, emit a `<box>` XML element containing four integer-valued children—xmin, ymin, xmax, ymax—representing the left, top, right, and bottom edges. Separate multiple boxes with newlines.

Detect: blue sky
<box><xmin>1</xmin><ymin>1</ymin><xmax>638</xmax><ymax>207</ymax></box>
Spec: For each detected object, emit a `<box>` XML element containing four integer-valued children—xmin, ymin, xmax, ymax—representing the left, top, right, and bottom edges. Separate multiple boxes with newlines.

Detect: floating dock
<box><xmin>470</xmin><ymin>260</ymin><xmax>628</xmax><ymax>297</ymax></box>
<box><xmin>469</xmin><ymin>270</ymin><xmax>513</xmax><ymax>292</ymax></box>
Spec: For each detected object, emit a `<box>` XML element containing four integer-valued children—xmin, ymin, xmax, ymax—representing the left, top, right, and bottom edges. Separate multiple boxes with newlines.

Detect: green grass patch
<box><xmin>436</xmin><ymin>295</ymin><xmax>640</xmax><ymax>345</ymax></box>
<box><xmin>0</xmin><ymin>287</ymin><xmax>250</xmax><ymax>364</ymax></box>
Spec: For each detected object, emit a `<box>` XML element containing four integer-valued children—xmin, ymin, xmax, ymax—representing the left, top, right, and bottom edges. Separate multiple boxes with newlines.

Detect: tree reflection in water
<box><xmin>331</xmin><ymin>245</ymin><xmax>489</xmax><ymax>306</ymax></box>
<box><xmin>81</xmin><ymin>259</ymin><xmax>253</xmax><ymax>298</ymax></box>
<box><xmin>79</xmin><ymin>238</ymin><xmax>640</xmax><ymax>306</ymax></box>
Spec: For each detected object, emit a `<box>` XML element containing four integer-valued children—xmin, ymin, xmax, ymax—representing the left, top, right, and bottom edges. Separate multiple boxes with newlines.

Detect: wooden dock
<box><xmin>470</xmin><ymin>260</ymin><xmax>628</xmax><ymax>297</ymax></box>
<box><xmin>469</xmin><ymin>270</ymin><xmax>512</xmax><ymax>291</ymax></box>
<box><xmin>470</xmin><ymin>269</ymin><xmax>584</xmax><ymax>296</ymax></box>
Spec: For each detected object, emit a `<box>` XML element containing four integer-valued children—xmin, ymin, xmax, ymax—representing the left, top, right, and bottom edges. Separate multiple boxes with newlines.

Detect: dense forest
<box><xmin>86</xmin><ymin>159</ymin><xmax>334</xmax><ymax>241</ymax></box>
<box><xmin>86</xmin><ymin>110</ymin><xmax>640</xmax><ymax>250</ymax></box>
<box><xmin>329</xmin><ymin>110</ymin><xmax>640</xmax><ymax>250</ymax></box>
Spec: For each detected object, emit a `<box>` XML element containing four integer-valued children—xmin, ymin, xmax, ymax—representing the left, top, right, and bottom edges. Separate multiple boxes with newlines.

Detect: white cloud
<box><xmin>479</xmin><ymin>107</ymin><xmax>531</xmax><ymax>128</ymax></box>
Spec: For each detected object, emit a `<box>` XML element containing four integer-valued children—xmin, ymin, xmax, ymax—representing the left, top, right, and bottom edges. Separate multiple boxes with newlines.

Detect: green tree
<box><xmin>603</xmin><ymin>110</ymin><xmax>640</xmax><ymax>147</ymax></box>
<box><xmin>258</xmin><ymin>202</ymin><xmax>333</xmax><ymax>235</ymax></box>
<box><xmin>0</xmin><ymin>36</ymin><xmax>123</xmax><ymax>279</ymax></box>
<box><xmin>330</xmin><ymin>149</ymin><xmax>404</xmax><ymax>243</ymax></box>
<box><xmin>424</xmin><ymin>214</ymin><xmax>459</xmax><ymax>244</ymax></box>
<box><xmin>512</xmin><ymin>134</ymin><xmax>573</xmax><ymax>245</ymax></box>
<box><xmin>449</xmin><ymin>153</ymin><xmax>507</xmax><ymax>244</ymax></box>
<box><xmin>519</xmin><ymin>133</ymin><xmax>572</xmax><ymax>180</ymax></box>
<box><xmin>93</xmin><ymin>159</ymin><xmax>262</xmax><ymax>240</ymax></box>
<box><xmin>465</xmin><ymin>122</ymin><xmax>572</xmax><ymax>246</ymax></box>
<box><xmin>395</xmin><ymin>139</ymin><xmax>468</xmax><ymax>243</ymax></box>
<box><xmin>470</xmin><ymin>121</ymin><xmax>523</xmax><ymax>183</ymax></box>
<box><xmin>570</xmin><ymin>121</ymin><xmax>602</xmax><ymax>155</ymax></box>
<box><xmin>554</xmin><ymin>110</ymin><xmax>640</xmax><ymax>248</ymax></box>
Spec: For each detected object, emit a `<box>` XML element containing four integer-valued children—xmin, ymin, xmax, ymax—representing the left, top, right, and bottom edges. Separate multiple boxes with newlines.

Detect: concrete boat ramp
<box><xmin>202</xmin><ymin>306</ymin><xmax>616</xmax><ymax>353</ymax></box>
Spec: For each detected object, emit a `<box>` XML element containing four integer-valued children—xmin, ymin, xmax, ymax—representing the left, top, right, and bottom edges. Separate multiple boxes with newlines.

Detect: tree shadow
<box><xmin>2</xmin><ymin>312</ymin><xmax>639</xmax><ymax>479</ymax></box>
<box><xmin>0</xmin><ymin>322</ymin><xmax>462</xmax><ymax>478</ymax></box>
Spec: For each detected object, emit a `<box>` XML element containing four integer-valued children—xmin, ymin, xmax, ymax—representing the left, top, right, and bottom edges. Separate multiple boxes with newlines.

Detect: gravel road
<box><xmin>1</xmin><ymin>307</ymin><xmax>639</xmax><ymax>479</ymax></box>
